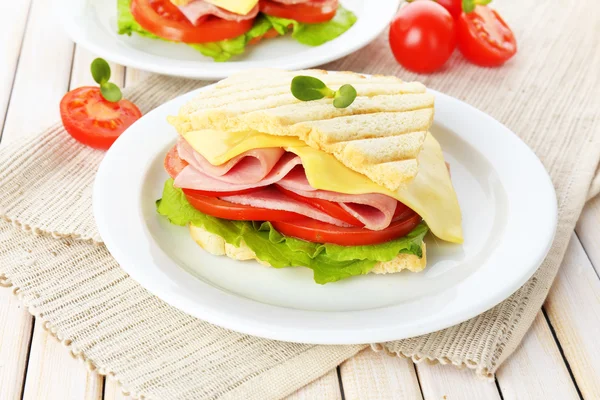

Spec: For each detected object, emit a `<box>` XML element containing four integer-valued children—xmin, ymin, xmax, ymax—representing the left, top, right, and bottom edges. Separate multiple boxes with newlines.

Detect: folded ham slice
<box><xmin>177</xmin><ymin>1</ymin><xmax>259</xmax><ymax>25</ymax></box>
<box><xmin>222</xmin><ymin>187</ymin><xmax>351</xmax><ymax>227</ymax></box>
<box><xmin>174</xmin><ymin>139</ymin><xmax>399</xmax><ymax>231</ymax></box>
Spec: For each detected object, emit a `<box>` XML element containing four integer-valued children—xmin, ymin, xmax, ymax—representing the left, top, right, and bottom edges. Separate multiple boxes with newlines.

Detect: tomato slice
<box><xmin>275</xmin><ymin>185</ymin><xmax>363</xmax><ymax>227</ymax></box>
<box><xmin>131</xmin><ymin>0</ymin><xmax>255</xmax><ymax>43</ymax></box>
<box><xmin>60</xmin><ymin>87</ymin><xmax>142</xmax><ymax>150</ymax></box>
<box><xmin>248</xmin><ymin>28</ymin><xmax>280</xmax><ymax>45</ymax></box>
<box><xmin>259</xmin><ymin>0</ymin><xmax>338</xmax><ymax>23</ymax></box>
<box><xmin>457</xmin><ymin>6</ymin><xmax>517</xmax><ymax>67</ymax></box>
<box><xmin>183</xmin><ymin>189</ymin><xmax>303</xmax><ymax>221</ymax></box>
<box><xmin>164</xmin><ymin>144</ymin><xmax>188</xmax><ymax>178</ymax></box>
<box><xmin>272</xmin><ymin>212</ymin><xmax>422</xmax><ymax>246</ymax></box>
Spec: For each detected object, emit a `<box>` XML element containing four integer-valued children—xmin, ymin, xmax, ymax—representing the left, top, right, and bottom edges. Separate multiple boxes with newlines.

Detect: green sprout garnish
<box><xmin>291</xmin><ymin>76</ymin><xmax>357</xmax><ymax>108</ymax></box>
<box><xmin>461</xmin><ymin>0</ymin><xmax>492</xmax><ymax>13</ymax></box>
<box><xmin>90</xmin><ymin>58</ymin><xmax>122</xmax><ymax>102</ymax></box>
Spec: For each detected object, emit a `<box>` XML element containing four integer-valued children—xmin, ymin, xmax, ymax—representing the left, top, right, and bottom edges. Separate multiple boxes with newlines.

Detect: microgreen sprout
<box><xmin>91</xmin><ymin>58</ymin><xmax>122</xmax><ymax>102</ymax></box>
<box><xmin>291</xmin><ymin>76</ymin><xmax>357</xmax><ymax>108</ymax></box>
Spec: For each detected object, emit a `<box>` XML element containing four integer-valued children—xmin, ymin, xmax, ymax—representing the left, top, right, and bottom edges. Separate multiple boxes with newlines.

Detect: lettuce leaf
<box><xmin>157</xmin><ymin>179</ymin><xmax>428</xmax><ymax>284</ymax></box>
<box><xmin>264</xmin><ymin>5</ymin><xmax>357</xmax><ymax>46</ymax></box>
<box><xmin>116</xmin><ymin>0</ymin><xmax>276</xmax><ymax>62</ymax></box>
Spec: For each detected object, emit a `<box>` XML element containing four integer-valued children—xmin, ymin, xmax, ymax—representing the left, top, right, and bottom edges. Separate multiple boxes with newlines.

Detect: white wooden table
<box><xmin>1</xmin><ymin>1</ymin><xmax>599</xmax><ymax>399</ymax></box>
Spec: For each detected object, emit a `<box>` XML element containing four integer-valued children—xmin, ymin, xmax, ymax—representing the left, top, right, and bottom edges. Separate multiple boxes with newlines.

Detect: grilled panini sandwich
<box><xmin>157</xmin><ymin>69</ymin><xmax>462</xmax><ymax>284</ymax></box>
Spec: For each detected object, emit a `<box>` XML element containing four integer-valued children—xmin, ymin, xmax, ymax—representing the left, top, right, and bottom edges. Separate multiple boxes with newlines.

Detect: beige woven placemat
<box><xmin>1</xmin><ymin>0</ymin><xmax>599</xmax><ymax>398</ymax></box>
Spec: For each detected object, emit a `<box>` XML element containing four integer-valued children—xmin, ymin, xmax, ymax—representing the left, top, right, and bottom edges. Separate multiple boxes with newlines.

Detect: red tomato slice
<box><xmin>272</xmin><ymin>212</ymin><xmax>422</xmax><ymax>246</ymax></box>
<box><xmin>259</xmin><ymin>0</ymin><xmax>338</xmax><ymax>23</ymax></box>
<box><xmin>60</xmin><ymin>87</ymin><xmax>142</xmax><ymax>150</ymax></box>
<box><xmin>164</xmin><ymin>144</ymin><xmax>188</xmax><ymax>178</ymax></box>
<box><xmin>248</xmin><ymin>28</ymin><xmax>280</xmax><ymax>45</ymax></box>
<box><xmin>275</xmin><ymin>185</ymin><xmax>363</xmax><ymax>227</ymax></box>
<box><xmin>131</xmin><ymin>0</ymin><xmax>255</xmax><ymax>43</ymax></box>
<box><xmin>183</xmin><ymin>189</ymin><xmax>303</xmax><ymax>221</ymax></box>
<box><xmin>457</xmin><ymin>6</ymin><xmax>517</xmax><ymax>67</ymax></box>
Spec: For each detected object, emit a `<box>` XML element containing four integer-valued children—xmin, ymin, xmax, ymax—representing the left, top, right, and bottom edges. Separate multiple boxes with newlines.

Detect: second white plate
<box><xmin>94</xmin><ymin>83</ymin><xmax>557</xmax><ymax>344</ymax></box>
<box><xmin>60</xmin><ymin>0</ymin><xmax>399</xmax><ymax>79</ymax></box>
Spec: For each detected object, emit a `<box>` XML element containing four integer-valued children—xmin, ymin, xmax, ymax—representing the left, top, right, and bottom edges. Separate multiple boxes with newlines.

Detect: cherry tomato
<box><xmin>131</xmin><ymin>0</ymin><xmax>255</xmax><ymax>43</ymax></box>
<box><xmin>275</xmin><ymin>185</ymin><xmax>363</xmax><ymax>227</ymax></box>
<box><xmin>436</xmin><ymin>0</ymin><xmax>462</xmax><ymax>19</ymax></box>
<box><xmin>259</xmin><ymin>0</ymin><xmax>338</xmax><ymax>24</ymax></box>
<box><xmin>272</xmin><ymin>212</ymin><xmax>422</xmax><ymax>246</ymax></box>
<box><xmin>60</xmin><ymin>87</ymin><xmax>141</xmax><ymax>150</ymax></box>
<box><xmin>389</xmin><ymin>0</ymin><xmax>456</xmax><ymax>73</ymax></box>
<box><xmin>457</xmin><ymin>5</ymin><xmax>517</xmax><ymax>67</ymax></box>
<box><xmin>183</xmin><ymin>190</ymin><xmax>303</xmax><ymax>222</ymax></box>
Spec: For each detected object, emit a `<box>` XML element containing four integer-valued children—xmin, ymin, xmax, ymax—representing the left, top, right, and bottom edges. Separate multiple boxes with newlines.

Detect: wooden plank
<box><xmin>0</xmin><ymin>0</ymin><xmax>31</xmax><ymax>136</ymax></box>
<box><xmin>496</xmin><ymin>311</ymin><xmax>580</xmax><ymax>399</ymax></box>
<box><xmin>285</xmin><ymin>369</ymin><xmax>341</xmax><ymax>400</ymax></box>
<box><xmin>22</xmin><ymin>324</ymin><xmax>103</xmax><ymax>400</ymax></box>
<box><xmin>416</xmin><ymin>361</ymin><xmax>501</xmax><ymax>400</ymax></box>
<box><xmin>340</xmin><ymin>348</ymin><xmax>422</xmax><ymax>400</ymax></box>
<box><xmin>124</xmin><ymin>68</ymin><xmax>154</xmax><ymax>87</ymax></box>
<box><xmin>0</xmin><ymin>290</ymin><xmax>34</xmax><ymax>400</ymax></box>
<box><xmin>544</xmin><ymin>233</ymin><xmax>600</xmax><ymax>400</ymax></box>
<box><xmin>576</xmin><ymin>196</ymin><xmax>600</xmax><ymax>275</ymax></box>
<box><xmin>102</xmin><ymin>379</ymin><xmax>129</xmax><ymax>400</ymax></box>
<box><xmin>1</xmin><ymin>0</ymin><xmax>73</xmax><ymax>142</ymax></box>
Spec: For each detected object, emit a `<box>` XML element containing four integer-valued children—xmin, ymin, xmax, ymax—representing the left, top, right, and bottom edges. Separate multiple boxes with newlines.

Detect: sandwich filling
<box><xmin>117</xmin><ymin>0</ymin><xmax>357</xmax><ymax>62</ymax></box>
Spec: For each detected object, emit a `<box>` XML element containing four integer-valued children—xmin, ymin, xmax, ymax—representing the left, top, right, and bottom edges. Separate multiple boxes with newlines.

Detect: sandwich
<box><xmin>157</xmin><ymin>69</ymin><xmax>463</xmax><ymax>284</ymax></box>
<box><xmin>117</xmin><ymin>0</ymin><xmax>357</xmax><ymax>62</ymax></box>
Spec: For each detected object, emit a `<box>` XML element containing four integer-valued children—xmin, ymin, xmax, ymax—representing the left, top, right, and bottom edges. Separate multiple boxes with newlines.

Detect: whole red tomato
<box><xmin>436</xmin><ymin>0</ymin><xmax>462</xmax><ymax>19</ymax></box>
<box><xmin>389</xmin><ymin>1</ymin><xmax>456</xmax><ymax>73</ymax></box>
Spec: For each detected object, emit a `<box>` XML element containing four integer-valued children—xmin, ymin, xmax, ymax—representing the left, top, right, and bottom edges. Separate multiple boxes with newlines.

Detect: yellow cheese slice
<box><xmin>182</xmin><ymin>130</ymin><xmax>463</xmax><ymax>243</ymax></box>
<box><xmin>204</xmin><ymin>0</ymin><xmax>258</xmax><ymax>15</ymax></box>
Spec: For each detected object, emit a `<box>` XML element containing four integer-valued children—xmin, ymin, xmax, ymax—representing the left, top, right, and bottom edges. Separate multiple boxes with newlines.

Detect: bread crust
<box><xmin>188</xmin><ymin>225</ymin><xmax>427</xmax><ymax>274</ymax></box>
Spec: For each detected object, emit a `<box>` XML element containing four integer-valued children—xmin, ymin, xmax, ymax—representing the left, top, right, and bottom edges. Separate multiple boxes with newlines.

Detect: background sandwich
<box><xmin>157</xmin><ymin>69</ymin><xmax>462</xmax><ymax>284</ymax></box>
<box><xmin>117</xmin><ymin>0</ymin><xmax>357</xmax><ymax>62</ymax></box>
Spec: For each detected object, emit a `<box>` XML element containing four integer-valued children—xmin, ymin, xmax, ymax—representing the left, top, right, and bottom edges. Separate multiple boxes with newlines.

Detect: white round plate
<box><xmin>94</xmin><ymin>84</ymin><xmax>557</xmax><ymax>345</ymax></box>
<box><xmin>60</xmin><ymin>0</ymin><xmax>399</xmax><ymax>79</ymax></box>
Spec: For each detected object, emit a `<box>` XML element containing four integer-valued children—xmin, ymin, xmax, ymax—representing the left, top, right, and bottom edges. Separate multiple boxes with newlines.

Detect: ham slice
<box><xmin>173</xmin><ymin>140</ymin><xmax>400</xmax><ymax>231</ymax></box>
<box><xmin>177</xmin><ymin>1</ymin><xmax>259</xmax><ymax>25</ymax></box>
<box><xmin>174</xmin><ymin>152</ymin><xmax>303</xmax><ymax>191</ymax></box>
<box><xmin>276</xmin><ymin>168</ymin><xmax>398</xmax><ymax>231</ymax></box>
<box><xmin>222</xmin><ymin>187</ymin><xmax>350</xmax><ymax>227</ymax></box>
<box><xmin>178</xmin><ymin>139</ymin><xmax>284</xmax><ymax>184</ymax></box>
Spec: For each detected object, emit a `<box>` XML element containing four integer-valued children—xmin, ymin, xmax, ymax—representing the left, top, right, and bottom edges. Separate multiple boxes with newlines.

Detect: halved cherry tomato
<box><xmin>259</xmin><ymin>0</ymin><xmax>338</xmax><ymax>24</ymax></box>
<box><xmin>131</xmin><ymin>0</ymin><xmax>255</xmax><ymax>43</ymax></box>
<box><xmin>60</xmin><ymin>87</ymin><xmax>142</xmax><ymax>150</ymax></box>
<box><xmin>275</xmin><ymin>185</ymin><xmax>363</xmax><ymax>227</ymax></box>
<box><xmin>248</xmin><ymin>28</ymin><xmax>280</xmax><ymax>45</ymax></box>
<box><xmin>457</xmin><ymin>6</ymin><xmax>517</xmax><ymax>67</ymax></box>
<box><xmin>272</xmin><ymin>212</ymin><xmax>422</xmax><ymax>246</ymax></box>
<box><xmin>389</xmin><ymin>0</ymin><xmax>456</xmax><ymax>73</ymax></box>
<box><xmin>183</xmin><ymin>189</ymin><xmax>303</xmax><ymax>221</ymax></box>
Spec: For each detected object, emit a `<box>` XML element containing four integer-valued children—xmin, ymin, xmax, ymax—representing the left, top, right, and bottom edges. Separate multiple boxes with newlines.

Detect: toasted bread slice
<box><xmin>169</xmin><ymin>69</ymin><xmax>434</xmax><ymax>190</ymax></box>
<box><xmin>189</xmin><ymin>225</ymin><xmax>427</xmax><ymax>274</ymax></box>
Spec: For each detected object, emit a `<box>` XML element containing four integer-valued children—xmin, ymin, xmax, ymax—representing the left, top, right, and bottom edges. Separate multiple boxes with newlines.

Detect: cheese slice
<box><xmin>204</xmin><ymin>0</ymin><xmax>258</xmax><ymax>15</ymax></box>
<box><xmin>182</xmin><ymin>130</ymin><xmax>463</xmax><ymax>243</ymax></box>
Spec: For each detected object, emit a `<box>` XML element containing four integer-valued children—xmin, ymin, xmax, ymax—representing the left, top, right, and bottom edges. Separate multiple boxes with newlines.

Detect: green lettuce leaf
<box><xmin>157</xmin><ymin>179</ymin><xmax>428</xmax><ymax>284</ymax></box>
<box><xmin>116</xmin><ymin>0</ymin><xmax>276</xmax><ymax>62</ymax></box>
<box><xmin>264</xmin><ymin>5</ymin><xmax>357</xmax><ymax>46</ymax></box>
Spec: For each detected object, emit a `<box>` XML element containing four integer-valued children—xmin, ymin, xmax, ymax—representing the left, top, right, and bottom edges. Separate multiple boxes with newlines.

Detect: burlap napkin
<box><xmin>1</xmin><ymin>0</ymin><xmax>599</xmax><ymax>398</ymax></box>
